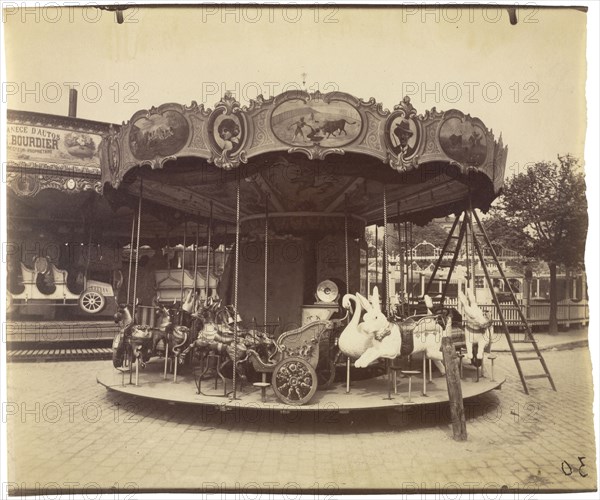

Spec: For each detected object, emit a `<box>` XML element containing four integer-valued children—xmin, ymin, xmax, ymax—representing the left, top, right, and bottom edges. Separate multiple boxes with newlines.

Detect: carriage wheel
<box><xmin>79</xmin><ymin>290</ymin><xmax>106</xmax><ymax>314</ymax></box>
<box><xmin>316</xmin><ymin>357</ymin><xmax>336</xmax><ymax>390</ymax></box>
<box><xmin>272</xmin><ymin>357</ymin><xmax>318</xmax><ymax>406</ymax></box>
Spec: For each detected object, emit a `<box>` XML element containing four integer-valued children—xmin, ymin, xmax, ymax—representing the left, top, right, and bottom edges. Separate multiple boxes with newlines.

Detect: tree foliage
<box><xmin>491</xmin><ymin>155</ymin><xmax>587</xmax><ymax>333</ymax></box>
<box><xmin>493</xmin><ymin>155</ymin><xmax>587</xmax><ymax>269</ymax></box>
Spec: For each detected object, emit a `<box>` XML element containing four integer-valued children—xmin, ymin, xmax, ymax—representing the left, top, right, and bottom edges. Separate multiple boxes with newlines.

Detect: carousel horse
<box><xmin>458</xmin><ymin>289</ymin><xmax>494</xmax><ymax>367</ymax></box>
<box><xmin>178</xmin><ymin>297</ymin><xmax>224</xmax><ymax>362</ymax></box>
<box><xmin>178</xmin><ymin>299</ymin><xmax>275</xmax><ymax>382</ymax></box>
<box><xmin>112</xmin><ymin>302</ymin><xmax>189</xmax><ymax>369</ymax></box>
<box><xmin>154</xmin><ymin>300</ymin><xmax>190</xmax><ymax>365</ymax></box>
<box><xmin>339</xmin><ymin>287</ymin><xmax>450</xmax><ymax>373</ymax></box>
<box><xmin>113</xmin><ymin>304</ymin><xmax>153</xmax><ymax>368</ymax></box>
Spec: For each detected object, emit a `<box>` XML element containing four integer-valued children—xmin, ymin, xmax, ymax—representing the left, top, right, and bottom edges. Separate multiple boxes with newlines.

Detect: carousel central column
<box><xmin>231</xmin><ymin>213</ymin><xmax>365</xmax><ymax>333</ymax></box>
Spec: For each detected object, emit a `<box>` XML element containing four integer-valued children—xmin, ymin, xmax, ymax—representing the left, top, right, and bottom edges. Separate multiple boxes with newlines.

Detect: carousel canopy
<box><xmin>100</xmin><ymin>91</ymin><xmax>508</xmax><ymax>227</ymax></box>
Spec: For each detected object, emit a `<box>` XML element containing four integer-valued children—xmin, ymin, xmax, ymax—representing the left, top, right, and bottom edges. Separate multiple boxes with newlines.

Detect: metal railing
<box><xmin>443</xmin><ymin>297</ymin><xmax>589</xmax><ymax>328</ymax></box>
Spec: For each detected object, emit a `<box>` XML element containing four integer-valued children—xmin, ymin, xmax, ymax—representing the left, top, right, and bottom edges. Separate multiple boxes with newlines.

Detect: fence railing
<box><xmin>136</xmin><ymin>299</ymin><xmax>589</xmax><ymax>332</ymax></box>
<box><xmin>442</xmin><ymin>297</ymin><xmax>589</xmax><ymax>328</ymax></box>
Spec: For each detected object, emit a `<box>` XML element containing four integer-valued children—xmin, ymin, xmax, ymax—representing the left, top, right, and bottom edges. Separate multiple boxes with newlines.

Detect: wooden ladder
<box><xmin>425</xmin><ymin>210</ymin><xmax>556</xmax><ymax>395</ymax></box>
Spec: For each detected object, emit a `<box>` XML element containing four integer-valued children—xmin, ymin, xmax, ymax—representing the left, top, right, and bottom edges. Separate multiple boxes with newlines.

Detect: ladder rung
<box><xmin>523</xmin><ymin>374</ymin><xmax>551</xmax><ymax>380</ymax></box>
<box><xmin>517</xmin><ymin>356</ymin><xmax>541</xmax><ymax>361</ymax></box>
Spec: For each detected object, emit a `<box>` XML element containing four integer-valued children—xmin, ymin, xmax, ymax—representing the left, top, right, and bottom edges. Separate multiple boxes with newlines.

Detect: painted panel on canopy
<box><xmin>129</xmin><ymin>110</ymin><xmax>190</xmax><ymax>160</ymax></box>
<box><xmin>439</xmin><ymin>115</ymin><xmax>488</xmax><ymax>167</ymax></box>
<box><xmin>271</xmin><ymin>98</ymin><xmax>362</xmax><ymax>147</ymax></box>
<box><xmin>253</xmin><ymin>156</ymin><xmax>365</xmax><ymax>212</ymax></box>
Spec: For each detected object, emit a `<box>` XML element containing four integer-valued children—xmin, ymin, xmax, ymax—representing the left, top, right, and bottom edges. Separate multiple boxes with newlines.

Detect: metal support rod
<box><xmin>344</xmin><ymin>196</ymin><xmax>350</xmax><ymax>294</ymax></box>
<box><xmin>396</xmin><ymin>202</ymin><xmax>405</xmax><ymax>311</ymax></box>
<box><xmin>126</xmin><ymin>211</ymin><xmax>136</xmax><ymax>305</ymax></box>
<box><xmin>179</xmin><ymin>221</ymin><xmax>187</xmax><ymax>314</ymax></box>
<box><xmin>468</xmin><ymin>196</ymin><xmax>476</xmax><ymax>294</ymax></box>
<box><xmin>193</xmin><ymin>221</ymin><xmax>200</xmax><ymax>311</ymax></box>
<box><xmin>264</xmin><ymin>195</ymin><xmax>269</xmax><ymax>335</ymax></box>
<box><xmin>384</xmin><ymin>360</ymin><xmax>392</xmax><ymax>400</ymax></box>
<box><xmin>383</xmin><ymin>186</ymin><xmax>389</xmax><ymax>314</ymax></box>
<box><xmin>232</xmin><ymin>176</ymin><xmax>241</xmax><ymax>400</ymax></box>
<box><xmin>205</xmin><ymin>202</ymin><xmax>213</xmax><ymax>302</ymax></box>
<box><xmin>83</xmin><ymin>208</ymin><xmax>93</xmax><ymax>290</ymax></box>
<box><xmin>173</xmin><ymin>351</ymin><xmax>179</xmax><ymax>383</ymax></box>
<box><xmin>163</xmin><ymin>343</ymin><xmax>169</xmax><ymax>380</ymax></box>
<box><xmin>132</xmin><ymin>178</ymin><xmax>143</xmax><ymax>320</ymax></box>
<box><xmin>464</xmin><ymin>212</ymin><xmax>472</xmax><ymax>292</ymax></box>
<box><xmin>422</xmin><ymin>355</ymin><xmax>427</xmax><ymax>396</ymax></box>
<box><xmin>408</xmin><ymin>222</ymin><xmax>413</xmax><ymax>300</ymax></box>
<box><xmin>375</xmin><ymin>225</ymin><xmax>378</xmax><ymax>294</ymax></box>
<box><xmin>346</xmin><ymin>357</ymin><xmax>351</xmax><ymax>394</ymax></box>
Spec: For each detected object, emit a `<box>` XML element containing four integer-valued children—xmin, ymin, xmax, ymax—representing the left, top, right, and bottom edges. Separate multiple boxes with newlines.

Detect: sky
<box><xmin>2</xmin><ymin>4</ymin><xmax>589</xmax><ymax>171</ymax></box>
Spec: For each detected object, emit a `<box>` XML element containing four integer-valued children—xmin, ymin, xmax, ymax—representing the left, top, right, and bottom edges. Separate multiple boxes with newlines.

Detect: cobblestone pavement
<box><xmin>5</xmin><ymin>347</ymin><xmax>597</xmax><ymax>496</ymax></box>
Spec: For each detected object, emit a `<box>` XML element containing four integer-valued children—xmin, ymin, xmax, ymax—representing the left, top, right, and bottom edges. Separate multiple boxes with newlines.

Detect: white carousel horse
<box><xmin>340</xmin><ymin>287</ymin><xmax>450</xmax><ymax>374</ymax></box>
<box><xmin>458</xmin><ymin>290</ymin><xmax>494</xmax><ymax>367</ymax></box>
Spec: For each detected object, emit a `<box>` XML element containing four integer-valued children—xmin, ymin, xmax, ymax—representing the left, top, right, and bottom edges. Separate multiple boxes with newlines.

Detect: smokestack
<box><xmin>68</xmin><ymin>88</ymin><xmax>78</xmax><ymax>118</ymax></box>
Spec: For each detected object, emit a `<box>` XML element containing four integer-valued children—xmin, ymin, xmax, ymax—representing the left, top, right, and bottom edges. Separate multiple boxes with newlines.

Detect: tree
<box><xmin>492</xmin><ymin>155</ymin><xmax>588</xmax><ymax>333</ymax></box>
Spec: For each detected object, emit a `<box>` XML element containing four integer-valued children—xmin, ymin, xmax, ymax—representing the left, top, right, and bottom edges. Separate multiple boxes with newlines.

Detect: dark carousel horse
<box><xmin>178</xmin><ymin>300</ymin><xmax>276</xmax><ymax>383</ymax></box>
<box><xmin>112</xmin><ymin>302</ymin><xmax>190</xmax><ymax>369</ymax></box>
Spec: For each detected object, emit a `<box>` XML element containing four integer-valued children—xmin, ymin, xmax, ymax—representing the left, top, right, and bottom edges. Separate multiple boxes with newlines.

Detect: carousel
<box><xmin>95</xmin><ymin>90</ymin><xmax>533</xmax><ymax>412</ymax></box>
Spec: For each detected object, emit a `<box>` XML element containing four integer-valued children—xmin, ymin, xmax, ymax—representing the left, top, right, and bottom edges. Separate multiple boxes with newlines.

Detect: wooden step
<box><xmin>517</xmin><ymin>356</ymin><xmax>542</xmax><ymax>361</ymax></box>
<box><xmin>523</xmin><ymin>374</ymin><xmax>551</xmax><ymax>380</ymax></box>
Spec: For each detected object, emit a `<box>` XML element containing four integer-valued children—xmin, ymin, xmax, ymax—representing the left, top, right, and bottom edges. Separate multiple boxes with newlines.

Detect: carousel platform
<box><xmin>96</xmin><ymin>360</ymin><xmax>504</xmax><ymax>413</ymax></box>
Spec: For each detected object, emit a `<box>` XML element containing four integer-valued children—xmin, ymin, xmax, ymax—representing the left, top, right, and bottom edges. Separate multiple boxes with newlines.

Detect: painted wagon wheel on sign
<box><xmin>271</xmin><ymin>356</ymin><xmax>318</xmax><ymax>405</ymax></box>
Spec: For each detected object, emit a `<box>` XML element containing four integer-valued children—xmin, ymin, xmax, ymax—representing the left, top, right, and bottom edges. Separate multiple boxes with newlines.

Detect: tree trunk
<box><xmin>548</xmin><ymin>262</ymin><xmax>558</xmax><ymax>334</ymax></box>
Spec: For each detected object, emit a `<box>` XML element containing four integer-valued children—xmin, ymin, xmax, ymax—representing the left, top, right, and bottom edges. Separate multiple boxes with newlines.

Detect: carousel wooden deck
<box><xmin>97</xmin><ymin>359</ymin><xmax>504</xmax><ymax>413</ymax></box>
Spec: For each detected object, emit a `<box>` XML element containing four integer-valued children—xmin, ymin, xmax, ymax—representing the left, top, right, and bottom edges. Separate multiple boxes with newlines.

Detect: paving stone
<box><xmin>5</xmin><ymin>349</ymin><xmax>598</xmax><ymax>492</ymax></box>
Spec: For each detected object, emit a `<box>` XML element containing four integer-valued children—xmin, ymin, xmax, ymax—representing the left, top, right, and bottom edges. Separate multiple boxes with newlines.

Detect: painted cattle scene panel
<box><xmin>439</xmin><ymin>116</ymin><xmax>488</xmax><ymax>167</ymax></box>
<box><xmin>271</xmin><ymin>98</ymin><xmax>362</xmax><ymax>147</ymax></box>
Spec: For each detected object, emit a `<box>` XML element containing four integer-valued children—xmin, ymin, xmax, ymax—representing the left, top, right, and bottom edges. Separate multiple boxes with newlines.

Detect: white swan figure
<box><xmin>338</xmin><ymin>293</ymin><xmax>373</xmax><ymax>359</ymax></box>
